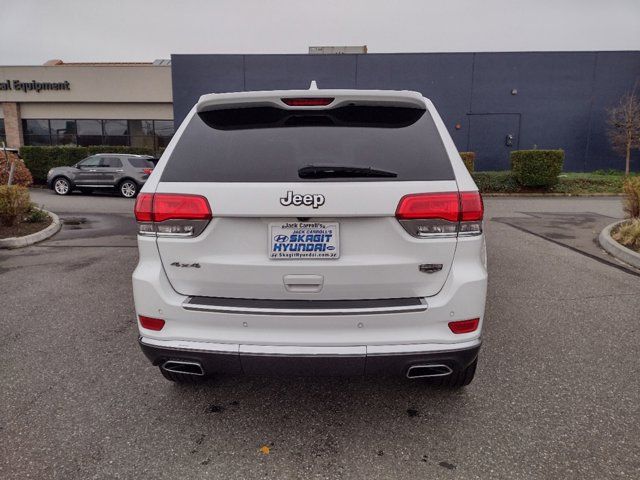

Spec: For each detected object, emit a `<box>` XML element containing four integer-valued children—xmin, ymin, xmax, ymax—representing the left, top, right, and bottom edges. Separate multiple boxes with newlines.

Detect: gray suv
<box><xmin>47</xmin><ymin>154</ymin><xmax>155</xmax><ymax>198</ymax></box>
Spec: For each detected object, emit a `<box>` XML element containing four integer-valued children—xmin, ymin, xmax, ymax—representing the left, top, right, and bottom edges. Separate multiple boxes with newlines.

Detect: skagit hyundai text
<box><xmin>132</xmin><ymin>85</ymin><xmax>487</xmax><ymax>387</ymax></box>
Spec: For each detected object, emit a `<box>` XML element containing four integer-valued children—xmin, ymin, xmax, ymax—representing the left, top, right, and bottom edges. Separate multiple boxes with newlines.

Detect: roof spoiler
<box><xmin>197</xmin><ymin>89</ymin><xmax>427</xmax><ymax>113</ymax></box>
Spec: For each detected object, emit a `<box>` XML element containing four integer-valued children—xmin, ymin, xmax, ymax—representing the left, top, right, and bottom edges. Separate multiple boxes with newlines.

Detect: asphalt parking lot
<box><xmin>1</xmin><ymin>189</ymin><xmax>639</xmax><ymax>479</ymax></box>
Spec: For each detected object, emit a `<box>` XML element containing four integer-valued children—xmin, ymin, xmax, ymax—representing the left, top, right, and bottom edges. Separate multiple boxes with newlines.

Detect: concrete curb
<box><xmin>0</xmin><ymin>210</ymin><xmax>61</xmax><ymax>249</ymax></box>
<box><xmin>599</xmin><ymin>220</ymin><xmax>640</xmax><ymax>269</ymax></box>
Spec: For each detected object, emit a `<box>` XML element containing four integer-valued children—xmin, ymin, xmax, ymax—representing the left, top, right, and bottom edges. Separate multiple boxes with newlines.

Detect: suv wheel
<box><xmin>53</xmin><ymin>177</ymin><xmax>71</xmax><ymax>195</ymax></box>
<box><xmin>119</xmin><ymin>180</ymin><xmax>138</xmax><ymax>198</ymax></box>
<box><xmin>160</xmin><ymin>367</ymin><xmax>207</xmax><ymax>384</ymax></box>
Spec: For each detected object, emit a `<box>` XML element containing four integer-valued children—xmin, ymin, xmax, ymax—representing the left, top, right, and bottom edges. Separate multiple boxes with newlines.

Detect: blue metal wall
<box><xmin>171</xmin><ymin>52</ymin><xmax>640</xmax><ymax>171</ymax></box>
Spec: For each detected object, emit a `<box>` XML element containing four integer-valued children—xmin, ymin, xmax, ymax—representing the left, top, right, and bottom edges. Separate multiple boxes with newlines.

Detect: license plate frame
<box><xmin>269</xmin><ymin>222</ymin><xmax>339</xmax><ymax>260</ymax></box>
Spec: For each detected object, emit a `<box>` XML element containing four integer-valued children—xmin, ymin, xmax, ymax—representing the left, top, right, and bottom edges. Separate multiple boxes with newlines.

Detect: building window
<box><xmin>23</xmin><ymin>119</ymin><xmax>51</xmax><ymax>145</ymax></box>
<box><xmin>50</xmin><ymin>119</ymin><xmax>77</xmax><ymax>145</ymax></box>
<box><xmin>128</xmin><ymin>120</ymin><xmax>155</xmax><ymax>149</ymax></box>
<box><xmin>21</xmin><ymin>118</ymin><xmax>174</xmax><ymax>150</ymax></box>
<box><xmin>103</xmin><ymin>120</ymin><xmax>129</xmax><ymax>146</ymax></box>
<box><xmin>76</xmin><ymin>120</ymin><xmax>103</xmax><ymax>146</ymax></box>
<box><xmin>0</xmin><ymin>119</ymin><xmax>5</xmax><ymax>145</ymax></box>
<box><xmin>154</xmin><ymin>120</ymin><xmax>175</xmax><ymax>148</ymax></box>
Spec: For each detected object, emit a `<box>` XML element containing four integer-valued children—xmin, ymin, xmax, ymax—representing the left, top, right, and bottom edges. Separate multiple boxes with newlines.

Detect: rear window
<box><xmin>128</xmin><ymin>157</ymin><xmax>154</xmax><ymax>168</ymax></box>
<box><xmin>161</xmin><ymin>106</ymin><xmax>454</xmax><ymax>182</ymax></box>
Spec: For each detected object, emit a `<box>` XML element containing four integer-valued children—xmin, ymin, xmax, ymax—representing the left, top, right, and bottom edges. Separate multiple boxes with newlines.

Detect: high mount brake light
<box><xmin>395</xmin><ymin>191</ymin><xmax>483</xmax><ymax>238</ymax></box>
<box><xmin>281</xmin><ymin>97</ymin><xmax>335</xmax><ymax>107</ymax></box>
<box><xmin>134</xmin><ymin>193</ymin><xmax>212</xmax><ymax>238</ymax></box>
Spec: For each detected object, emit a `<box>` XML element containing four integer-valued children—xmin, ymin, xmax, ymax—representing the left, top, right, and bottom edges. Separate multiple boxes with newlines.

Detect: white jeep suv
<box><xmin>132</xmin><ymin>87</ymin><xmax>487</xmax><ymax>387</ymax></box>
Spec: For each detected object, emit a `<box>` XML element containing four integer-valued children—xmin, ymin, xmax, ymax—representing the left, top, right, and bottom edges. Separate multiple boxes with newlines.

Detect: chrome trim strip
<box><xmin>140</xmin><ymin>337</ymin><xmax>239</xmax><ymax>353</ymax></box>
<box><xmin>182</xmin><ymin>299</ymin><xmax>428</xmax><ymax>316</ymax></box>
<box><xmin>139</xmin><ymin>337</ymin><xmax>480</xmax><ymax>356</ymax></box>
<box><xmin>366</xmin><ymin>339</ymin><xmax>481</xmax><ymax>355</ymax></box>
<box><xmin>239</xmin><ymin>344</ymin><xmax>366</xmax><ymax>357</ymax></box>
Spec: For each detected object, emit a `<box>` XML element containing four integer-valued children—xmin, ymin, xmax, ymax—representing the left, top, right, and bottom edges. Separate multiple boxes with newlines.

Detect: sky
<box><xmin>1</xmin><ymin>0</ymin><xmax>639</xmax><ymax>65</ymax></box>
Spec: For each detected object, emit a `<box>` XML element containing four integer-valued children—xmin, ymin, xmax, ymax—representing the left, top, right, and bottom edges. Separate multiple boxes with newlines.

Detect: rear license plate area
<box><xmin>269</xmin><ymin>222</ymin><xmax>339</xmax><ymax>259</ymax></box>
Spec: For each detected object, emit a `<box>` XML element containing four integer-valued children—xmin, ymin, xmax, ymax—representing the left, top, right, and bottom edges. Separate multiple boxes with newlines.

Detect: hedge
<box><xmin>459</xmin><ymin>152</ymin><xmax>475</xmax><ymax>172</ymax></box>
<box><xmin>471</xmin><ymin>171</ymin><xmax>520</xmax><ymax>193</ymax></box>
<box><xmin>20</xmin><ymin>145</ymin><xmax>157</xmax><ymax>183</ymax></box>
<box><xmin>86</xmin><ymin>145</ymin><xmax>155</xmax><ymax>156</ymax></box>
<box><xmin>510</xmin><ymin>149</ymin><xmax>564</xmax><ymax>188</ymax></box>
<box><xmin>20</xmin><ymin>146</ymin><xmax>87</xmax><ymax>184</ymax></box>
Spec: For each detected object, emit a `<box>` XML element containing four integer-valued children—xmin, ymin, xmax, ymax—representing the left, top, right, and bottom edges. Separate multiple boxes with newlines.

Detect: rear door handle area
<box><xmin>283</xmin><ymin>274</ymin><xmax>324</xmax><ymax>293</ymax></box>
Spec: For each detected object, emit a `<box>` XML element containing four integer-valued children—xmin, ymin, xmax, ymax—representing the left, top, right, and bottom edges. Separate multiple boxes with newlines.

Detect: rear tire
<box><xmin>53</xmin><ymin>177</ymin><xmax>72</xmax><ymax>195</ymax></box>
<box><xmin>119</xmin><ymin>180</ymin><xmax>138</xmax><ymax>198</ymax></box>
<box><xmin>159</xmin><ymin>367</ymin><xmax>206</xmax><ymax>384</ymax></box>
<box><xmin>429</xmin><ymin>358</ymin><xmax>477</xmax><ymax>388</ymax></box>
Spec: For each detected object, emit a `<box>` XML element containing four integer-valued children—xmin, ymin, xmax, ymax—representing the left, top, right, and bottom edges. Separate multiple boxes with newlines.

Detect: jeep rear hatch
<box><xmin>147</xmin><ymin>92</ymin><xmax>469</xmax><ymax>300</ymax></box>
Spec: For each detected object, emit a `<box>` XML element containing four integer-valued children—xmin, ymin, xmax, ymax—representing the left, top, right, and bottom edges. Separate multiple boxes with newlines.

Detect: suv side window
<box><xmin>101</xmin><ymin>157</ymin><xmax>123</xmax><ymax>168</ymax></box>
<box><xmin>77</xmin><ymin>156</ymin><xmax>102</xmax><ymax>168</ymax></box>
<box><xmin>127</xmin><ymin>157</ymin><xmax>154</xmax><ymax>168</ymax></box>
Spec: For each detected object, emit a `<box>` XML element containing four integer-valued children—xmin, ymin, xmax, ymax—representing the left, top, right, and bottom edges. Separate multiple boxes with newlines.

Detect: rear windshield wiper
<box><xmin>298</xmin><ymin>165</ymin><xmax>398</xmax><ymax>179</ymax></box>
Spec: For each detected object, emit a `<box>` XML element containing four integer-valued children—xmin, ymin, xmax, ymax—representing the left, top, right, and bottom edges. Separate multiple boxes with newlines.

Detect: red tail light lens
<box><xmin>139</xmin><ymin>315</ymin><xmax>165</xmax><ymax>331</ymax></box>
<box><xmin>460</xmin><ymin>192</ymin><xmax>483</xmax><ymax>221</ymax></box>
<box><xmin>134</xmin><ymin>193</ymin><xmax>212</xmax><ymax>237</ymax></box>
<box><xmin>152</xmin><ymin>194</ymin><xmax>212</xmax><ymax>222</ymax></box>
<box><xmin>142</xmin><ymin>168</ymin><xmax>153</xmax><ymax>175</ymax></box>
<box><xmin>281</xmin><ymin>97</ymin><xmax>334</xmax><ymax>107</ymax></box>
<box><xmin>395</xmin><ymin>192</ymin><xmax>460</xmax><ymax>221</ymax></box>
<box><xmin>448</xmin><ymin>318</ymin><xmax>480</xmax><ymax>334</ymax></box>
<box><xmin>134</xmin><ymin>193</ymin><xmax>154</xmax><ymax>222</ymax></box>
<box><xmin>395</xmin><ymin>191</ymin><xmax>483</xmax><ymax>237</ymax></box>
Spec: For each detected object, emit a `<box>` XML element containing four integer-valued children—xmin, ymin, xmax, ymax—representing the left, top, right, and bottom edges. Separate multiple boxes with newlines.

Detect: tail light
<box><xmin>134</xmin><ymin>193</ymin><xmax>212</xmax><ymax>238</ymax></box>
<box><xmin>281</xmin><ymin>97</ymin><xmax>334</xmax><ymax>107</ymax></box>
<box><xmin>138</xmin><ymin>315</ymin><xmax>165</xmax><ymax>331</ymax></box>
<box><xmin>448</xmin><ymin>318</ymin><xmax>480</xmax><ymax>334</ymax></box>
<box><xmin>395</xmin><ymin>191</ymin><xmax>483</xmax><ymax>238</ymax></box>
<box><xmin>142</xmin><ymin>168</ymin><xmax>153</xmax><ymax>175</ymax></box>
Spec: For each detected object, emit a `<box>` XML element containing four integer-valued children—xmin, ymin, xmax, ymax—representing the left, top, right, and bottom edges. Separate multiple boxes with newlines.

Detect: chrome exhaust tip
<box><xmin>406</xmin><ymin>364</ymin><xmax>453</xmax><ymax>379</ymax></box>
<box><xmin>161</xmin><ymin>360</ymin><xmax>205</xmax><ymax>376</ymax></box>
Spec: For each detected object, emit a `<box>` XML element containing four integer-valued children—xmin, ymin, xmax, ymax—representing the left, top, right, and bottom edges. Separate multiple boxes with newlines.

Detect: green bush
<box><xmin>471</xmin><ymin>171</ymin><xmax>520</xmax><ymax>193</ymax></box>
<box><xmin>20</xmin><ymin>146</ymin><xmax>87</xmax><ymax>184</ymax></box>
<box><xmin>26</xmin><ymin>205</ymin><xmax>50</xmax><ymax>223</ymax></box>
<box><xmin>0</xmin><ymin>185</ymin><xmax>31</xmax><ymax>226</ymax></box>
<box><xmin>20</xmin><ymin>145</ymin><xmax>159</xmax><ymax>184</ymax></box>
<box><xmin>459</xmin><ymin>152</ymin><xmax>475</xmax><ymax>172</ymax></box>
<box><xmin>86</xmin><ymin>145</ymin><xmax>156</xmax><ymax>156</ymax></box>
<box><xmin>510</xmin><ymin>149</ymin><xmax>564</xmax><ymax>188</ymax></box>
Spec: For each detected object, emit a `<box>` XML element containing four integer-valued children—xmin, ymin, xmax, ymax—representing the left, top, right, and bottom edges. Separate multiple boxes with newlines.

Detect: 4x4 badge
<box><xmin>280</xmin><ymin>191</ymin><xmax>325</xmax><ymax>209</ymax></box>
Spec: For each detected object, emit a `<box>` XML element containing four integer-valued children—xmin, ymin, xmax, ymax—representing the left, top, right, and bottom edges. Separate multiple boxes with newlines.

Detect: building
<box><xmin>2</xmin><ymin>52</ymin><xmax>639</xmax><ymax>171</ymax></box>
<box><xmin>0</xmin><ymin>59</ymin><xmax>174</xmax><ymax>152</ymax></box>
<box><xmin>170</xmin><ymin>51</ymin><xmax>640</xmax><ymax>171</ymax></box>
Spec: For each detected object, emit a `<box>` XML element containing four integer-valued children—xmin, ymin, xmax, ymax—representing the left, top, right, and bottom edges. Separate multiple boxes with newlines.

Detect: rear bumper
<box><xmin>139</xmin><ymin>336</ymin><xmax>481</xmax><ymax>376</ymax></box>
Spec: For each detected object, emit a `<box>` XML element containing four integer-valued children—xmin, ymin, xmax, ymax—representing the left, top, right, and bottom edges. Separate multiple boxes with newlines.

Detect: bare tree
<box><xmin>607</xmin><ymin>83</ymin><xmax>640</xmax><ymax>175</ymax></box>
